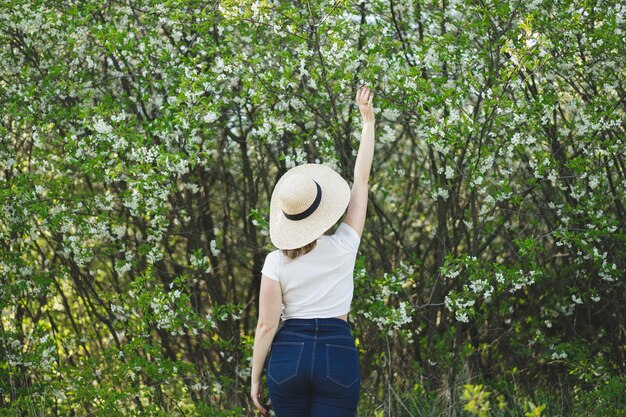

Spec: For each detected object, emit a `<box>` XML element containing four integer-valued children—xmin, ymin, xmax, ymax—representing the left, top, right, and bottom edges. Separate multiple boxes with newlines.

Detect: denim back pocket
<box><xmin>326</xmin><ymin>344</ymin><xmax>360</xmax><ymax>388</ymax></box>
<box><xmin>267</xmin><ymin>342</ymin><xmax>305</xmax><ymax>385</ymax></box>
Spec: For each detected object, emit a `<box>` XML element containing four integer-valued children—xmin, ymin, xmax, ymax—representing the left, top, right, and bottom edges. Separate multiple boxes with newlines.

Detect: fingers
<box><xmin>252</xmin><ymin>395</ymin><xmax>267</xmax><ymax>415</ymax></box>
<box><xmin>357</xmin><ymin>85</ymin><xmax>374</xmax><ymax>106</ymax></box>
<box><xmin>360</xmin><ymin>86</ymin><xmax>370</xmax><ymax>103</ymax></box>
<box><xmin>251</xmin><ymin>387</ymin><xmax>268</xmax><ymax>415</ymax></box>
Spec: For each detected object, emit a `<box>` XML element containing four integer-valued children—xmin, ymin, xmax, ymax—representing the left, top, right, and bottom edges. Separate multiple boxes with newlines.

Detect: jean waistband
<box><xmin>281</xmin><ymin>318</ymin><xmax>352</xmax><ymax>330</ymax></box>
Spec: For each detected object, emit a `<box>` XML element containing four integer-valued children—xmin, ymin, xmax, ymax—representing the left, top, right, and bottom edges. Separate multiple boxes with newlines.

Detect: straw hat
<box><xmin>270</xmin><ymin>164</ymin><xmax>351</xmax><ymax>250</ymax></box>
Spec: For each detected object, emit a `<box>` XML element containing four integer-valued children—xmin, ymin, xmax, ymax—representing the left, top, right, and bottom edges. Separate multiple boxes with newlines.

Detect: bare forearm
<box><xmin>354</xmin><ymin>121</ymin><xmax>375</xmax><ymax>184</ymax></box>
<box><xmin>343</xmin><ymin>86</ymin><xmax>376</xmax><ymax>236</ymax></box>
<box><xmin>251</xmin><ymin>324</ymin><xmax>278</xmax><ymax>382</ymax></box>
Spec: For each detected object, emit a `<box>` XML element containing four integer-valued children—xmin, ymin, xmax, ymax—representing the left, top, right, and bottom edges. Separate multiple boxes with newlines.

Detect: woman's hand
<box><xmin>251</xmin><ymin>379</ymin><xmax>268</xmax><ymax>415</ymax></box>
<box><xmin>356</xmin><ymin>85</ymin><xmax>375</xmax><ymax>124</ymax></box>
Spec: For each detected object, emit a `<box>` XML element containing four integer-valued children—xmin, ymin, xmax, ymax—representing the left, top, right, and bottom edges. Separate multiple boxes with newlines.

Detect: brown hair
<box><xmin>282</xmin><ymin>240</ymin><xmax>317</xmax><ymax>259</ymax></box>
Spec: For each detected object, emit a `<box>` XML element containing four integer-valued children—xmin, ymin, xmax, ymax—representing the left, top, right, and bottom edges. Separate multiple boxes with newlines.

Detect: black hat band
<box><xmin>283</xmin><ymin>181</ymin><xmax>322</xmax><ymax>221</ymax></box>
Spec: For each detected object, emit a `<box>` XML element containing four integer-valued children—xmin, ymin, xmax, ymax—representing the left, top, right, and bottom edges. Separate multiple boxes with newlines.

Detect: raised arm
<box><xmin>344</xmin><ymin>86</ymin><xmax>375</xmax><ymax>237</ymax></box>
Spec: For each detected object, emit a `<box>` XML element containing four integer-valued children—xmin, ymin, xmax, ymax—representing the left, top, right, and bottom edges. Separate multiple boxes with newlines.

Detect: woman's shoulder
<box><xmin>261</xmin><ymin>249</ymin><xmax>282</xmax><ymax>281</ymax></box>
<box><xmin>264</xmin><ymin>249</ymin><xmax>281</xmax><ymax>262</ymax></box>
<box><xmin>319</xmin><ymin>222</ymin><xmax>360</xmax><ymax>252</ymax></box>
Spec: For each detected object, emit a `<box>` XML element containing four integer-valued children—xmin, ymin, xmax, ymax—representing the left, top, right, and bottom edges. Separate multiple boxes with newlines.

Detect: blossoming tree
<box><xmin>1</xmin><ymin>0</ymin><xmax>624</xmax><ymax>415</ymax></box>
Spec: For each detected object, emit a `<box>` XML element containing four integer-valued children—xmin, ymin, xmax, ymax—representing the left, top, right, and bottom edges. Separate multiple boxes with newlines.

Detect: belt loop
<box><xmin>315</xmin><ymin>318</ymin><xmax>319</xmax><ymax>331</ymax></box>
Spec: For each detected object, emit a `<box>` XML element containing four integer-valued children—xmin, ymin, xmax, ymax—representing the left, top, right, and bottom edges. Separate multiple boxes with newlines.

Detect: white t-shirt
<box><xmin>261</xmin><ymin>222</ymin><xmax>361</xmax><ymax>320</ymax></box>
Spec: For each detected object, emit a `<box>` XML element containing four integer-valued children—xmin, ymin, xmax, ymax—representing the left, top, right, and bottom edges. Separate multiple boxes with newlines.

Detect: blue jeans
<box><xmin>266</xmin><ymin>318</ymin><xmax>360</xmax><ymax>417</ymax></box>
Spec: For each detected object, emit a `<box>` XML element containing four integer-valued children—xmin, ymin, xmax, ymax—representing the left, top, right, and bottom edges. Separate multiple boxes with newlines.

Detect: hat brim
<box><xmin>270</xmin><ymin>164</ymin><xmax>351</xmax><ymax>250</ymax></box>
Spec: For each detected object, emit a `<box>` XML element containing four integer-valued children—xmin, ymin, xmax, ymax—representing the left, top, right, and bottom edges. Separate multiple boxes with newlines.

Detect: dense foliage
<box><xmin>1</xmin><ymin>0</ymin><xmax>624</xmax><ymax>415</ymax></box>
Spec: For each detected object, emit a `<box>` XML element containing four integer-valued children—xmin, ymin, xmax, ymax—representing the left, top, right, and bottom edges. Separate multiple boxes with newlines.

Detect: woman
<box><xmin>250</xmin><ymin>86</ymin><xmax>375</xmax><ymax>417</ymax></box>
